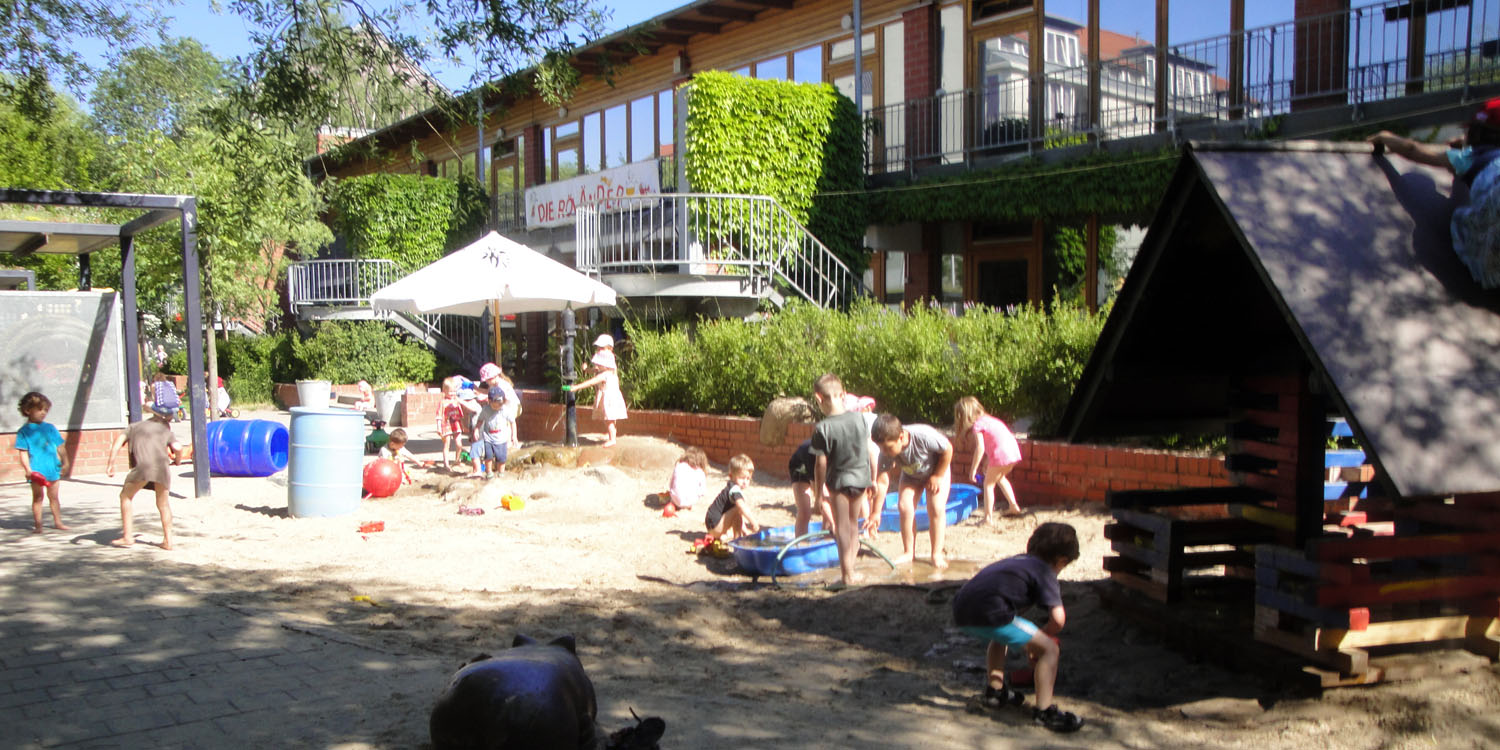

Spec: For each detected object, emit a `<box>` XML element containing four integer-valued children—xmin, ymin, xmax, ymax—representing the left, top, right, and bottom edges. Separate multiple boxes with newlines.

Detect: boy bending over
<box><xmin>951</xmin><ymin>522</ymin><xmax>1083</xmax><ymax>733</ymax></box>
<box><xmin>106</xmin><ymin>401</ymin><xmax>182</xmax><ymax>550</ymax></box>
<box><xmin>871</xmin><ymin>414</ymin><xmax>953</xmax><ymax>569</ymax></box>
<box><xmin>705</xmin><ymin>454</ymin><xmax>759</xmax><ymax>541</ymax></box>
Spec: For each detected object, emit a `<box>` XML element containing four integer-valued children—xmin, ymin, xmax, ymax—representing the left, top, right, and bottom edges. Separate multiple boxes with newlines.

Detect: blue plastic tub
<box><xmin>730</xmin><ymin>522</ymin><xmax>842</xmax><ymax>577</ymax></box>
<box><xmin>205</xmin><ymin>419</ymin><xmax>289</xmax><ymax>477</ymax></box>
<box><xmin>287</xmin><ymin>407</ymin><xmax>366</xmax><ymax>518</ymax></box>
<box><xmin>878</xmin><ymin>483</ymin><xmax>980</xmax><ymax>532</ymax></box>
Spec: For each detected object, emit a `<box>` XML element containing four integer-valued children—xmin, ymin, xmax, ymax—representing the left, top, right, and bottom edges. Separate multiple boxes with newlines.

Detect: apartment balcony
<box><xmin>869</xmin><ymin>0</ymin><xmax>1500</xmax><ymax>177</ymax></box>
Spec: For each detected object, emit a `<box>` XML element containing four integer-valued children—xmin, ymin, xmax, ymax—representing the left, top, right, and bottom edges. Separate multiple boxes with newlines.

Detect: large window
<box><xmin>630</xmin><ymin>95</ymin><xmax>654</xmax><ymax>162</ymax></box>
<box><xmin>582</xmin><ymin>112</ymin><xmax>601</xmax><ymax>172</ymax></box>
<box><xmin>792</xmin><ymin>45</ymin><xmax>822</xmax><ymax>84</ymax></box>
<box><xmin>754</xmin><ymin>55</ymin><xmax>787</xmax><ymax>80</ymax></box>
<box><xmin>602</xmin><ymin>104</ymin><xmax>627</xmax><ymax>169</ymax></box>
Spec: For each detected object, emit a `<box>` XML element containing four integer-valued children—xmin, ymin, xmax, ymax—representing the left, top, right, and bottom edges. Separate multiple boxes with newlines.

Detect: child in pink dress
<box><xmin>954</xmin><ymin>396</ymin><xmax>1024</xmax><ymax>520</ymax></box>
<box><xmin>569</xmin><ymin>334</ymin><xmax>628</xmax><ymax>447</ymax></box>
<box><xmin>662</xmin><ymin>446</ymin><xmax>709</xmax><ymax>518</ymax></box>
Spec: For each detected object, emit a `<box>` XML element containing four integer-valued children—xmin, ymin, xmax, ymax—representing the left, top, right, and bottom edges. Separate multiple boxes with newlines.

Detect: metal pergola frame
<box><xmin>0</xmin><ymin>189</ymin><xmax>210</xmax><ymax>498</ymax></box>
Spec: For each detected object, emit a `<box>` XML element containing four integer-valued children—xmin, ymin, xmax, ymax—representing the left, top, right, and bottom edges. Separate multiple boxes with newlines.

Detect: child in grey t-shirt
<box><xmin>870</xmin><ymin>414</ymin><xmax>954</xmax><ymax>569</ymax></box>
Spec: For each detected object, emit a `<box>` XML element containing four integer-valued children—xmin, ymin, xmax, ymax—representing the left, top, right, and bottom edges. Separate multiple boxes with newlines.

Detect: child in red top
<box><xmin>435</xmin><ymin>376</ymin><xmax>468</xmax><ymax>469</ymax></box>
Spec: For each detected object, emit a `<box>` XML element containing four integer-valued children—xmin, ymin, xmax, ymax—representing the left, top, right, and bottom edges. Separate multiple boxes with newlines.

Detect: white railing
<box><xmin>286</xmin><ymin>258</ymin><xmax>488</xmax><ymax>368</ymax></box>
<box><xmin>575</xmin><ymin>193</ymin><xmax>862</xmax><ymax>309</ymax></box>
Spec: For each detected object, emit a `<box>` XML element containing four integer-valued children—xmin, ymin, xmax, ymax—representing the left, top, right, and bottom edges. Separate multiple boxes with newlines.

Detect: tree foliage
<box><xmin>89</xmin><ymin>37</ymin><xmax>233</xmax><ymax>138</ymax></box>
<box><xmin>0</xmin><ymin>0</ymin><xmax>156</xmax><ymax>118</ymax></box>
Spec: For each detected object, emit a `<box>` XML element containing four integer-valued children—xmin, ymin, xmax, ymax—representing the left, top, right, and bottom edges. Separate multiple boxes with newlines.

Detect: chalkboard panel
<box><xmin>0</xmin><ymin>291</ymin><xmax>126</xmax><ymax>433</ymax></box>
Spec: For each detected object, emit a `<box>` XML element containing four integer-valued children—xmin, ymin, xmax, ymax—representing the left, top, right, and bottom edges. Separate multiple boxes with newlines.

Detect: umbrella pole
<box><xmin>491</xmin><ymin>301</ymin><xmax>502</xmax><ymax>369</ymax></box>
<box><xmin>562</xmin><ymin>306</ymin><xmax>577</xmax><ymax>447</ymax></box>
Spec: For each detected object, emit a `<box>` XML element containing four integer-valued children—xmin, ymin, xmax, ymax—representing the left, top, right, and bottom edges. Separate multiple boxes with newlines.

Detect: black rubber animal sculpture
<box><xmin>429</xmin><ymin>634</ymin><xmax>666</xmax><ymax>750</ymax></box>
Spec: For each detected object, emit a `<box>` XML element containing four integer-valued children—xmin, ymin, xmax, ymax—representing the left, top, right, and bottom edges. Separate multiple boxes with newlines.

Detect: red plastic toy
<box><xmin>362</xmin><ymin>459</ymin><xmax>403</xmax><ymax>498</ymax></box>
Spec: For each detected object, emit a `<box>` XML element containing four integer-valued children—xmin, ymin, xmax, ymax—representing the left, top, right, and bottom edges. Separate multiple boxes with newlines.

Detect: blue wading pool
<box><xmin>730</xmin><ymin>522</ymin><xmax>841</xmax><ymax>578</ymax></box>
<box><xmin>878</xmin><ymin>483</ymin><xmax>980</xmax><ymax>532</ymax></box>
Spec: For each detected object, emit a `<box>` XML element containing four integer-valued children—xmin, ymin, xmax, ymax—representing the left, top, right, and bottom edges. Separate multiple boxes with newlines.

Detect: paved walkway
<box><xmin>0</xmin><ymin>411</ymin><xmax>443</xmax><ymax>748</ymax></box>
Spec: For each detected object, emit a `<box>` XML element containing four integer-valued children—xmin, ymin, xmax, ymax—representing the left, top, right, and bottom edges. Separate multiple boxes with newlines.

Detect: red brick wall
<box><xmin>516</xmin><ymin>394</ymin><xmax>1230</xmax><ymax>507</ymax></box>
<box><xmin>903</xmin><ymin>3</ymin><xmax>939</xmax><ymax>165</ymax></box>
<box><xmin>1</xmin><ymin>427</ymin><xmax>127</xmax><ymax>483</ymax></box>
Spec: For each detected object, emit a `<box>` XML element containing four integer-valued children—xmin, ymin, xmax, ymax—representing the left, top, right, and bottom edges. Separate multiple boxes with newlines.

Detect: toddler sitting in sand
<box><xmin>662</xmin><ymin>446</ymin><xmax>708</xmax><ymax>518</ymax></box>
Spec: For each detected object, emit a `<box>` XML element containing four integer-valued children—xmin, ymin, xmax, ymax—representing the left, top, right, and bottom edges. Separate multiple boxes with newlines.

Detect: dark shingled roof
<box><xmin>1061</xmin><ymin>142</ymin><xmax>1500</xmax><ymax>497</ymax></box>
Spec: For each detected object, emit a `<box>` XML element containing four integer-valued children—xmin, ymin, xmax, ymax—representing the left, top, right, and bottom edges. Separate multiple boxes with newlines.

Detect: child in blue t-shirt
<box><xmin>951</xmin><ymin>522</ymin><xmax>1083</xmax><ymax>733</ymax></box>
<box><xmin>15</xmin><ymin>391</ymin><xmax>70</xmax><ymax>533</ymax></box>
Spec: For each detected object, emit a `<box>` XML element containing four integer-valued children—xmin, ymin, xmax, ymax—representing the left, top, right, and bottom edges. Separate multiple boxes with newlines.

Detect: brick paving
<box><xmin>0</xmin><ymin>433</ymin><xmax>444</xmax><ymax>748</ymax></box>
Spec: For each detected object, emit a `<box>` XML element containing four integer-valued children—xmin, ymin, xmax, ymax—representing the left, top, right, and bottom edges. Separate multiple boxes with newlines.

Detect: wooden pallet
<box><xmin>1104</xmin><ymin>487</ymin><xmax>1276</xmax><ymax>603</ymax></box>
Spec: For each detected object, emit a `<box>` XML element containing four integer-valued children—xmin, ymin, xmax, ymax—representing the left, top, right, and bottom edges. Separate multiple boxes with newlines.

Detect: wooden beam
<box><xmin>663</xmin><ymin>18</ymin><xmax>723</xmax><ymax>34</ymax></box>
<box><xmin>1316</xmin><ymin>575</ymin><xmax>1500</xmax><ymax>607</ymax></box>
<box><xmin>1254</xmin><ymin>624</ymin><xmax>1369</xmax><ymax>675</ymax></box>
<box><xmin>1308</xmin><ymin>531</ymin><xmax>1500</xmax><ymax>561</ymax></box>
<box><xmin>1317</xmin><ymin>614</ymin><xmax>1498</xmax><ymax>652</ymax></box>
<box><xmin>1229</xmin><ymin>502</ymin><xmax>1296</xmax><ymax>532</ymax></box>
<box><xmin>1108</xmin><ymin>485</ymin><xmax>1271</xmax><ymax>510</ymax></box>
<box><xmin>698</xmin><ymin>5</ymin><xmax>757</xmax><ymax>22</ymax></box>
<box><xmin>738</xmin><ymin>0</ymin><xmax>794</xmax><ymax>8</ymax></box>
<box><xmin>645</xmin><ymin>30</ymin><xmax>693</xmax><ymax>46</ymax></box>
<box><xmin>12</xmin><ymin>233</ymin><xmax>48</xmax><ymax>256</ymax></box>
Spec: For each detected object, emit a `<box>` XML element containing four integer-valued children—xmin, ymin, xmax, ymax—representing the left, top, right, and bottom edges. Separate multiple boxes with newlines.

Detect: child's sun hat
<box><xmin>593</xmin><ymin>333</ymin><xmax>614</xmax><ymax>349</ymax></box>
<box><xmin>479</xmin><ymin>362</ymin><xmax>502</xmax><ymax>382</ymax></box>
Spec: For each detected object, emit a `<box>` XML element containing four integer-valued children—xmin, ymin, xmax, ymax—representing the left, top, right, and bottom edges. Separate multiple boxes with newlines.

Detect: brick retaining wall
<box><xmin>0</xmin><ymin>427</ymin><xmax>127</xmax><ymax>484</ymax></box>
<box><xmin>516</xmin><ymin>394</ymin><xmax>1230</xmax><ymax>507</ymax></box>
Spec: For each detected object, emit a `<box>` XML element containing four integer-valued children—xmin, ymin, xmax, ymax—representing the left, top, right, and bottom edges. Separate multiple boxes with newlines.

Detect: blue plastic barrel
<box><xmin>287</xmin><ymin>407</ymin><xmax>366</xmax><ymax>518</ymax></box>
<box><xmin>205</xmin><ymin>419</ymin><xmax>289</xmax><ymax>477</ymax></box>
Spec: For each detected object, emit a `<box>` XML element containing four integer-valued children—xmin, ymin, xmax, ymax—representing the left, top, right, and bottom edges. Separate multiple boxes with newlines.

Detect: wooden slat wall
<box><xmin>322</xmin><ymin>0</ymin><xmax>920</xmax><ymax>179</ymax></box>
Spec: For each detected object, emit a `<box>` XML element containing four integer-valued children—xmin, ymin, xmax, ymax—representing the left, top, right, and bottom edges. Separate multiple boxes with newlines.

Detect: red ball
<box><xmin>362</xmin><ymin>459</ymin><xmax>403</xmax><ymax>498</ymax></box>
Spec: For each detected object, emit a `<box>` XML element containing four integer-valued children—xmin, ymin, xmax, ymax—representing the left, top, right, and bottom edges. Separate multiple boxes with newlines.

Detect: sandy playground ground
<box><xmin>35</xmin><ymin>411</ymin><xmax>1500</xmax><ymax>748</ymax></box>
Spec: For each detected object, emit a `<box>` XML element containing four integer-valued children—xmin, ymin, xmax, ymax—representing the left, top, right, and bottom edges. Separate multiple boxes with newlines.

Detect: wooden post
<box><xmin>1230</xmin><ymin>0</ymin><xmax>1246</xmax><ymax>120</ymax></box>
<box><xmin>1406</xmin><ymin>5</ymin><xmax>1427</xmax><ymax>96</ymax></box>
<box><xmin>1085</xmin><ymin>214</ymin><xmax>1099</xmax><ymax>312</ymax></box>
<box><xmin>1088</xmin><ymin>0</ymin><xmax>1101</xmax><ymax>141</ymax></box>
<box><xmin>1155</xmin><ymin>0</ymin><xmax>1169</xmax><ymax>133</ymax></box>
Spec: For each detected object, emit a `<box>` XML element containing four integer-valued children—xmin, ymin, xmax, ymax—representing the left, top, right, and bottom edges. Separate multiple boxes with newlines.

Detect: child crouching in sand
<box><xmin>951</xmin><ymin>522</ymin><xmax>1083</xmax><ymax>733</ymax></box>
<box><xmin>106</xmin><ymin>400</ymin><xmax>182</xmax><ymax>550</ymax></box>
<box><xmin>704</xmin><ymin>454</ymin><xmax>759</xmax><ymax>541</ymax></box>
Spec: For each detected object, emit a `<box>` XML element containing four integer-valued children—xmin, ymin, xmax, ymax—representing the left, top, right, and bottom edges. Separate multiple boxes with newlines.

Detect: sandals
<box><xmin>981</xmin><ymin>685</ymin><xmax>1026</xmax><ymax>710</ymax></box>
<box><xmin>1032</xmin><ymin>705</ymin><xmax>1084</xmax><ymax>733</ymax></box>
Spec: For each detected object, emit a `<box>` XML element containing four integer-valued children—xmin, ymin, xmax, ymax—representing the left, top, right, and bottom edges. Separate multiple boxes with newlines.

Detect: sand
<box><xmin>152</xmin><ymin>425</ymin><xmax>1497</xmax><ymax>749</ymax></box>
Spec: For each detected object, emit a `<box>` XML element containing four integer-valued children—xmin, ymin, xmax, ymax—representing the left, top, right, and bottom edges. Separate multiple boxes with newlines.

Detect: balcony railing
<box><xmin>575</xmin><ymin>193</ymin><xmax>863</xmax><ymax>309</ymax></box>
<box><xmin>869</xmin><ymin>0</ymin><xmax>1500</xmax><ymax>173</ymax></box>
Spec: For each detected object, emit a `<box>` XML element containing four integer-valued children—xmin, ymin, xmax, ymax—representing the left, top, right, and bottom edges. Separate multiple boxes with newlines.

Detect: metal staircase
<box><xmin>286</xmin><ymin>258</ymin><xmax>489</xmax><ymax>370</ymax></box>
<box><xmin>575</xmin><ymin>193</ymin><xmax>862</xmax><ymax>310</ymax></box>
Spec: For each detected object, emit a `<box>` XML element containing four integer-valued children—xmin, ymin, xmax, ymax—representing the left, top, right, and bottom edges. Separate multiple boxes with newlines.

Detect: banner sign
<box><xmin>525</xmin><ymin>160</ymin><xmax>661</xmax><ymax>229</ymax></box>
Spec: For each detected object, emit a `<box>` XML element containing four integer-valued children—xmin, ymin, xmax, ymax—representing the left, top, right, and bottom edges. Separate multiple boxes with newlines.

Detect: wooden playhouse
<box><xmin>1059</xmin><ymin>141</ymin><xmax>1500</xmax><ymax>686</ymax></box>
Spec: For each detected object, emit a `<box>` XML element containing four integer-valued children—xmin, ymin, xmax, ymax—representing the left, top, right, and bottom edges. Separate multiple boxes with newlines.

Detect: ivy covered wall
<box><xmin>866</xmin><ymin>149</ymin><xmax>1180</xmax><ymax>227</ymax></box>
<box><xmin>328</xmin><ymin>173</ymin><xmax>489</xmax><ymax>270</ymax></box>
<box><xmin>684</xmin><ymin>72</ymin><xmax>866</xmax><ymax>270</ymax></box>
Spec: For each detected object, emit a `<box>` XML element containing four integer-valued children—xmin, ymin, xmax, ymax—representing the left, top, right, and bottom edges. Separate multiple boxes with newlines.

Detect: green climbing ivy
<box><xmin>867</xmin><ymin>148</ymin><xmax>1181</xmax><ymax>226</ymax></box>
<box><xmin>684</xmin><ymin>71</ymin><xmax>866</xmax><ymax>271</ymax></box>
<box><xmin>329</xmin><ymin>173</ymin><xmax>490</xmax><ymax>270</ymax></box>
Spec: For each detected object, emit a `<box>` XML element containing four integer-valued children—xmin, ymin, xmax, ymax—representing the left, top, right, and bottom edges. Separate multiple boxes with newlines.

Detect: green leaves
<box><xmin>684</xmin><ymin>72</ymin><xmax>866</xmax><ymax>271</ymax></box>
<box><xmin>621</xmin><ymin>298</ymin><xmax>1107</xmax><ymax>435</ymax></box>
<box><xmin>291</xmin><ymin>321</ymin><xmax>439</xmax><ymax>386</ymax></box>
<box><xmin>329</xmin><ymin>173</ymin><xmax>488</xmax><ymax>271</ymax></box>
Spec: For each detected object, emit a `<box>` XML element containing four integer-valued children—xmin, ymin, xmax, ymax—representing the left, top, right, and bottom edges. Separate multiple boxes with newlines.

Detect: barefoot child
<box><xmin>704</xmin><ymin>454</ymin><xmax>759</xmax><ymax>541</ymax></box>
<box><xmin>810</xmin><ymin>374</ymin><xmax>879</xmax><ymax>585</ymax></box>
<box><xmin>15</xmin><ymin>392</ymin><xmax>70</xmax><ymax>533</ymax></box>
<box><xmin>952</xmin><ymin>522</ymin><xmax>1083</xmax><ymax>733</ymax></box>
<box><xmin>789</xmin><ymin>393</ymin><xmax>876</xmax><ymax>537</ymax></box>
<box><xmin>434</xmin><ymin>377</ymin><xmax>467</xmax><ymax>468</ymax></box>
<box><xmin>567</xmin><ymin>334</ymin><xmax>627</xmax><ymax>447</ymax></box>
<box><xmin>954</xmin><ymin>396</ymin><xmax>1024</xmax><ymax>520</ymax></box>
<box><xmin>106</xmin><ymin>400</ymin><xmax>181</xmax><ymax>550</ymax></box>
<box><xmin>662</xmin><ymin>446</ymin><xmax>708</xmax><ymax>518</ymax></box>
<box><xmin>378</xmin><ymin>428</ymin><xmax>428</xmax><ymax>484</ymax></box>
<box><xmin>871</xmin><ymin>414</ymin><xmax>953</xmax><ymax>569</ymax></box>
<box><xmin>467</xmin><ymin>364</ymin><xmax>512</xmax><ymax>478</ymax></box>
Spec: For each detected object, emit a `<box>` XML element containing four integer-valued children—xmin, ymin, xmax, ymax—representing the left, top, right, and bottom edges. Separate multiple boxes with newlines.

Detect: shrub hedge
<box><xmin>622</xmin><ymin>298</ymin><xmax>1105</xmax><ymax>435</ymax></box>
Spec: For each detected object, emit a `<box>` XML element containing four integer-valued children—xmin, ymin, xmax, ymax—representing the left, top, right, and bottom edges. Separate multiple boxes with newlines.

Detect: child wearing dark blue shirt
<box><xmin>952</xmin><ymin>522</ymin><xmax>1082</xmax><ymax>733</ymax></box>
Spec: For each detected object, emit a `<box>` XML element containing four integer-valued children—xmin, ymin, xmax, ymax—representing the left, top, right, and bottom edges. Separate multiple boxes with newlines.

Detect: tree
<box><xmin>89</xmin><ymin>38</ymin><xmax>233</xmax><ymax>138</ymax></box>
<box><xmin>0</xmin><ymin>0</ymin><xmax>158</xmax><ymax>118</ymax></box>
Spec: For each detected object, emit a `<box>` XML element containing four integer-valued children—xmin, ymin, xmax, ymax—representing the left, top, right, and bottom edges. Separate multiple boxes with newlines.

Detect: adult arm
<box><xmin>1368</xmin><ymin>130</ymin><xmax>1453</xmax><ymax>169</ymax></box>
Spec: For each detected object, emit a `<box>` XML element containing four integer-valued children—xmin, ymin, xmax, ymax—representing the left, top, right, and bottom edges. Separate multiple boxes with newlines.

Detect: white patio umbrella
<box><xmin>369</xmin><ymin>231</ymin><xmax>616</xmax><ymax>317</ymax></box>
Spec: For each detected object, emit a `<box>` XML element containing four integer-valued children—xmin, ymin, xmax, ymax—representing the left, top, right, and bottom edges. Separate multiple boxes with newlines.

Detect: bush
<box><xmin>216</xmin><ymin>333</ymin><xmax>283</xmax><ymax>405</ymax></box>
<box><xmin>292</xmin><ymin>321</ymin><xmax>439</xmax><ymax>387</ymax></box>
<box><xmin>621</xmin><ymin>298</ymin><xmax>1107</xmax><ymax>435</ymax></box>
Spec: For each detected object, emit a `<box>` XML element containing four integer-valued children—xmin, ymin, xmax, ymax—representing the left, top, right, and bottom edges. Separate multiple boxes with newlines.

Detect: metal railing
<box><xmin>868</xmin><ymin>0</ymin><xmax>1500</xmax><ymax>173</ymax></box>
<box><xmin>575</xmin><ymin>193</ymin><xmax>862</xmax><ymax>309</ymax></box>
<box><xmin>493</xmin><ymin>189</ymin><xmax>525</xmax><ymax>234</ymax></box>
<box><xmin>286</xmin><ymin>258</ymin><xmax>488</xmax><ymax>368</ymax></box>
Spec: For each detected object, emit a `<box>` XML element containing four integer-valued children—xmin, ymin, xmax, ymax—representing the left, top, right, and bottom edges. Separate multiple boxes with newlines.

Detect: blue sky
<box><xmin>155</xmin><ymin>0</ymin><xmax>1297</xmax><ymax>94</ymax></box>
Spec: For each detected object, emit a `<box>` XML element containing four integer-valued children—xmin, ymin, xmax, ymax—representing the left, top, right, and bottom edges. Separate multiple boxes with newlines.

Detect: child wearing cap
<box><xmin>466</xmin><ymin>363</ymin><xmax>515</xmax><ymax>478</ymax></box>
<box><xmin>1370</xmin><ymin>97</ymin><xmax>1500</xmax><ymax>288</ymax></box>
<box><xmin>566</xmin><ymin>333</ymin><xmax>627</xmax><ymax>447</ymax></box>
